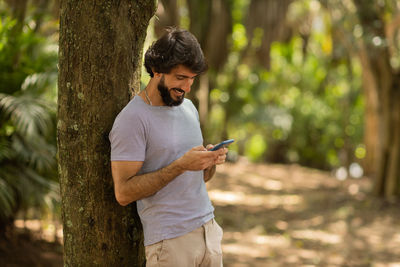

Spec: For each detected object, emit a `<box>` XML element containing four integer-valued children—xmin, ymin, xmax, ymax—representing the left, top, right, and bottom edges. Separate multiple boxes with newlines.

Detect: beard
<box><xmin>157</xmin><ymin>76</ymin><xmax>185</xmax><ymax>106</ymax></box>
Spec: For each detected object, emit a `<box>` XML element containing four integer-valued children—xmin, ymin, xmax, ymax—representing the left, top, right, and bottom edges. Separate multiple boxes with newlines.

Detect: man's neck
<box><xmin>140</xmin><ymin>78</ymin><xmax>164</xmax><ymax>106</ymax></box>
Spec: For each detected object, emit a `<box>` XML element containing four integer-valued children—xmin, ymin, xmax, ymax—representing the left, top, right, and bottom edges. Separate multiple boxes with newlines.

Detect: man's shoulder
<box><xmin>182</xmin><ymin>98</ymin><xmax>198</xmax><ymax>113</ymax></box>
<box><xmin>182</xmin><ymin>98</ymin><xmax>196</xmax><ymax>110</ymax></box>
<box><xmin>183</xmin><ymin>98</ymin><xmax>194</xmax><ymax>106</ymax></box>
<box><xmin>116</xmin><ymin>96</ymin><xmax>147</xmax><ymax>121</ymax></box>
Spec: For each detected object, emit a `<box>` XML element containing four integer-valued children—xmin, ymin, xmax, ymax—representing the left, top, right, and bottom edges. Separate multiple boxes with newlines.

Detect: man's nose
<box><xmin>182</xmin><ymin>79</ymin><xmax>194</xmax><ymax>92</ymax></box>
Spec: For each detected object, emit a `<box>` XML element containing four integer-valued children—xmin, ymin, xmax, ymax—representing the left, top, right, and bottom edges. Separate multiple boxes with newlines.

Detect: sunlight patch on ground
<box><xmin>253</xmin><ymin>234</ymin><xmax>289</xmax><ymax>247</ymax></box>
<box><xmin>393</xmin><ymin>233</ymin><xmax>400</xmax><ymax>243</ymax></box>
<box><xmin>209</xmin><ymin>189</ymin><xmax>303</xmax><ymax>209</ymax></box>
<box><xmin>14</xmin><ymin>219</ymin><xmax>63</xmax><ymax>243</ymax></box>
<box><xmin>222</xmin><ymin>231</ymin><xmax>290</xmax><ymax>259</ymax></box>
<box><xmin>356</xmin><ymin>216</ymin><xmax>400</xmax><ymax>253</ymax></box>
<box><xmin>291</xmin><ymin>229</ymin><xmax>342</xmax><ymax>244</ymax></box>
<box><xmin>240</xmin><ymin>173</ymin><xmax>283</xmax><ymax>191</ymax></box>
<box><xmin>222</xmin><ymin>243</ymin><xmax>270</xmax><ymax>258</ymax></box>
<box><xmin>296</xmin><ymin>248</ymin><xmax>320</xmax><ymax>261</ymax></box>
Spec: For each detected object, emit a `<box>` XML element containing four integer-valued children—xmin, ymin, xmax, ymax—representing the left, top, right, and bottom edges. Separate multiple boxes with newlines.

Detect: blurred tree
<box><xmin>154</xmin><ymin>0</ymin><xmax>179</xmax><ymax>37</ymax></box>
<box><xmin>318</xmin><ymin>0</ymin><xmax>377</xmax><ymax>180</ymax></box>
<box><xmin>245</xmin><ymin>0</ymin><xmax>292</xmax><ymax>69</ymax></box>
<box><xmin>220</xmin><ymin>0</ymin><xmax>293</xmax><ymax>142</ymax></box>
<box><xmin>58</xmin><ymin>1</ymin><xmax>156</xmax><ymax>265</ymax></box>
<box><xmin>187</xmin><ymin>0</ymin><xmax>233</xmax><ymax>129</ymax></box>
<box><xmin>353</xmin><ymin>0</ymin><xmax>400</xmax><ymax>198</ymax></box>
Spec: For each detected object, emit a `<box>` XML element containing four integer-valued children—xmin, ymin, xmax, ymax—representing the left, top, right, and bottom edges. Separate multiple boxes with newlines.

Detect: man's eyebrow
<box><xmin>176</xmin><ymin>74</ymin><xmax>197</xmax><ymax>79</ymax></box>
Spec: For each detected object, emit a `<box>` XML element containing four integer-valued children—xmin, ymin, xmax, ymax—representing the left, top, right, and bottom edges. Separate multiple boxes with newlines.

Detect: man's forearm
<box><xmin>119</xmin><ymin>160</ymin><xmax>185</xmax><ymax>205</ymax></box>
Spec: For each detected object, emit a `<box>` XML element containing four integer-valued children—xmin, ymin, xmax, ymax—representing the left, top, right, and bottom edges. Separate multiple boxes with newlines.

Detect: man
<box><xmin>109</xmin><ymin>28</ymin><xmax>228</xmax><ymax>267</ymax></box>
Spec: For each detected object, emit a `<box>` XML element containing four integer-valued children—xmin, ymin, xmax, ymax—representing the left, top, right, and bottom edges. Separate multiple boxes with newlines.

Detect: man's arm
<box><xmin>112</xmin><ymin>146</ymin><xmax>222</xmax><ymax>206</ymax></box>
<box><xmin>112</xmin><ymin>160</ymin><xmax>184</xmax><ymax>206</ymax></box>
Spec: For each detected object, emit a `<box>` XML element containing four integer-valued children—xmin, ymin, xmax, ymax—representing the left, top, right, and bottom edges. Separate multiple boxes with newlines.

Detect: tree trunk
<box><xmin>5</xmin><ymin>0</ymin><xmax>28</xmax><ymax>68</ymax></box>
<box><xmin>58</xmin><ymin>1</ymin><xmax>156</xmax><ymax>266</ymax></box>
<box><xmin>154</xmin><ymin>0</ymin><xmax>179</xmax><ymax>37</ymax></box>
<box><xmin>245</xmin><ymin>0</ymin><xmax>292</xmax><ymax>69</ymax></box>
<box><xmin>353</xmin><ymin>0</ymin><xmax>400</xmax><ymax>198</ymax></box>
<box><xmin>358</xmin><ymin>43</ymin><xmax>380</xmax><ymax>177</ymax></box>
<box><xmin>187</xmin><ymin>0</ymin><xmax>232</xmax><ymax>136</ymax></box>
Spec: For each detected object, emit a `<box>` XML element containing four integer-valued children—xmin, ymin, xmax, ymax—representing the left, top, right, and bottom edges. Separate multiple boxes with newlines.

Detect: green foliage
<box><xmin>208</xmin><ymin>2</ymin><xmax>364</xmax><ymax>169</ymax></box>
<box><xmin>269</xmin><ymin>37</ymin><xmax>361</xmax><ymax>167</ymax></box>
<box><xmin>0</xmin><ymin>12</ymin><xmax>58</xmax><ymax>223</ymax></box>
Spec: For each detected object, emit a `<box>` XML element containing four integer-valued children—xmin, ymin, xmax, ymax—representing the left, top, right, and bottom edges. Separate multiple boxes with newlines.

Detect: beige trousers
<box><xmin>145</xmin><ymin>219</ymin><xmax>223</xmax><ymax>267</ymax></box>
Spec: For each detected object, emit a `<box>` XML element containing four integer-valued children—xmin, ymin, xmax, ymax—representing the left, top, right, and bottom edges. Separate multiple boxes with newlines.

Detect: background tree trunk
<box><xmin>5</xmin><ymin>0</ymin><xmax>28</xmax><ymax>68</ymax></box>
<box><xmin>187</xmin><ymin>0</ymin><xmax>232</xmax><ymax>136</ymax></box>
<box><xmin>58</xmin><ymin>1</ymin><xmax>156</xmax><ymax>266</ymax></box>
<box><xmin>154</xmin><ymin>0</ymin><xmax>179</xmax><ymax>37</ymax></box>
<box><xmin>245</xmin><ymin>0</ymin><xmax>292</xmax><ymax>69</ymax></box>
<box><xmin>353</xmin><ymin>0</ymin><xmax>400</xmax><ymax>198</ymax></box>
<box><xmin>358</xmin><ymin>43</ymin><xmax>380</xmax><ymax>177</ymax></box>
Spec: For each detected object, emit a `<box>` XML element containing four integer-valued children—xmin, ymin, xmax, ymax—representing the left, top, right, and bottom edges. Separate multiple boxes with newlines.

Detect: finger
<box><xmin>216</xmin><ymin>158</ymin><xmax>225</xmax><ymax>165</ymax></box>
<box><xmin>192</xmin><ymin>145</ymin><xmax>207</xmax><ymax>151</ymax></box>
<box><xmin>215</xmin><ymin>148</ymin><xmax>227</xmax><ymax>156</ymax></box>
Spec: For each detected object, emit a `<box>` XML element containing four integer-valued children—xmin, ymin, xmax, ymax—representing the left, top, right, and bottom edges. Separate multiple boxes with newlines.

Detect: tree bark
<box><xmin>58</xmin><ymin>1</ymin><xmax>156</xmax><ymax>266</ymax></box>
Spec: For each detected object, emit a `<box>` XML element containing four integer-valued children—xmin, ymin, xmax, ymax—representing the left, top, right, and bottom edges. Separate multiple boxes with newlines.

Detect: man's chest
<box><xmin>145</xmin><ymin>108</ymin><xmax>203</xmax><ymax>159</ymax></box>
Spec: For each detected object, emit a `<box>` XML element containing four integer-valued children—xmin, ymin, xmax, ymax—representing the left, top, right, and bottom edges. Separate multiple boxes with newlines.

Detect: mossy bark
<box><xmin>57</xmin><ymin>1</ymin><xmax>156</xmax><ymax>266</ymax></box>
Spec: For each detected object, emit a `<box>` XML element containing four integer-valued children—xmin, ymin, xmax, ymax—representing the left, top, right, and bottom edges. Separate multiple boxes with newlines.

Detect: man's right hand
<box><xmin>176</xmin><ymin>145</ymin><xmax>221</xmax><ymax>171</ymax></box>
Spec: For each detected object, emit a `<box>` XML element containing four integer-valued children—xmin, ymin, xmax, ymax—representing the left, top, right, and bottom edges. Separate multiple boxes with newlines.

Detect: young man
<box><xmin>109</xmin><ymin>28</ymin><xmax>227</xmax><ymax>267</ymax></box>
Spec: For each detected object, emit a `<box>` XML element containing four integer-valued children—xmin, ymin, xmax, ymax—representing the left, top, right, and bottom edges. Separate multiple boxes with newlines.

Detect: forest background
<box><xmin>1</xmin><ymin>0</ymin><xmax>400</xmax><ymax>266</ymax></box>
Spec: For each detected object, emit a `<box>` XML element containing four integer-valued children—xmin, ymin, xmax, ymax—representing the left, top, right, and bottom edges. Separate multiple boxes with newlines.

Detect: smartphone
<box><xmin>209</xmin><ymin>139</ymin><xmax>235</xmax><ymax>151</ymax></box>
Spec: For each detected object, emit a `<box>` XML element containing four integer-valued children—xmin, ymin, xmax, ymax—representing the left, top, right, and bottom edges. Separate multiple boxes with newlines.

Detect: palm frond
<box><xmin>21</xmin><ymin>72</ymin><xmax>58</xmax><ymax>98</ymax></box>
<box><xmin>0</xmin><ymin>137</ymin><xmax>15</xmax><ymax>161</ymax></box>
<box><xmin>0</xmin><ymin>179</ymin><xmax>16</xmax><ymax>219</ymax></box>
<box><xmin>0</xmin><ymin>163</ymin><xmax>56</xmax><ymax>215</ymax></box>
<box><xmin>12</xmin><ymin>134</ymin><xmax>56</xmax><ymax>173</ymax></box>
<box><xmin>0</xmin><ymin>93</ymin><xmax>53</xmax><ymax>137</ymax></box>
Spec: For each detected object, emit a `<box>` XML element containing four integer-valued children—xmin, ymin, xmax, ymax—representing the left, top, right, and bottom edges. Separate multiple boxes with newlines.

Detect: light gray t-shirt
<box><xmin>109</xmin><ymin>95</ymin><xmax>214</xmax><ymax>246</ymax></box>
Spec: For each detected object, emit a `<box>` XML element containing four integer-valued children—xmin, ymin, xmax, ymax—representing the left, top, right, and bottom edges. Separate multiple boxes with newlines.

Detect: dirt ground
<box><xmin>0</xmin><ymin>230</ymin><xmax>63</xmax><ymax>267</ymax></box>
<box><xmin>208</xmin><ymin>159</ymin><xmax>400</xmax><ymax>267</ymax></box>
<box><xmin>1</xmin><ymin>159</ymin><xmax>400</xmax><ymax>266</ymax></box>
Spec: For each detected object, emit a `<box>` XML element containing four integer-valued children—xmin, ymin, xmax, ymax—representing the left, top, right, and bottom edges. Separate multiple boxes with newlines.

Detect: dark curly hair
<box><xmin>144</xmin><ymin>28</ymin><xmax>208</xmax><ymax>77</ymax></box>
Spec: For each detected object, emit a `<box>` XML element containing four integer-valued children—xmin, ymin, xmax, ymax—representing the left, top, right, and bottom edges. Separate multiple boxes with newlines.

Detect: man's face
<box><xmin>157</xmin><ymin>65</ymin><xmax>197</xmax><ymax>106</ymax></box>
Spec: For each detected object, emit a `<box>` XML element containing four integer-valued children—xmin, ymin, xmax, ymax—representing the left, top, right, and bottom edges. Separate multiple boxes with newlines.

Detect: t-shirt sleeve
<box><xmin>109</xmin><ymin>111</ymin><xmax>146</xmax><ymax>162</ymax></box>
<box><xmin>186</xmin><ymin>99</ymin><xmax>200</xmax><ymax>122</ymax></box>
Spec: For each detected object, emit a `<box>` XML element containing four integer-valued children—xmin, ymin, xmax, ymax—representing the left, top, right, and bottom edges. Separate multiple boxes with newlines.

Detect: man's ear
<box><xmin>152</xmin><ymin>68</ymin><xmax>162</xmax><ymax>78</ymax></box>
